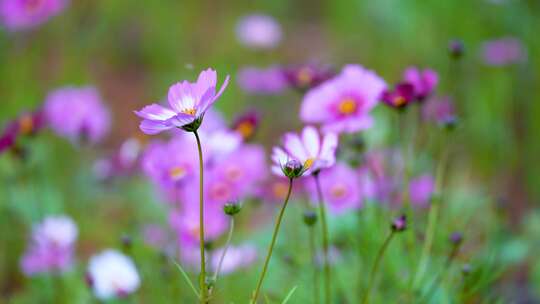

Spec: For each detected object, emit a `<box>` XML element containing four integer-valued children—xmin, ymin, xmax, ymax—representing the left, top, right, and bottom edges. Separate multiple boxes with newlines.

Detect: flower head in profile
<box><xmin>20</xmin><ymin>215</ymin><xmax>78</xmax><ymax>276</ymax></box>
<box><xmin>87</xmin><ymin>250</ymin><xmax>140</xmax><ymax>300</ymax></box>
<box><xmin>301</xmin><ymin>64</ymin><xmax>386</xmax><ymax>134</ymax></box>
<box><xmin>44</xmin><ymin>86</ymin><xmax>110</xmax><ymax>144</ymax></box>
<box><xmin>280</xmin><ymin>125</ymin><xmax>338</xmax><ymax>175</ymax></box>
<box><xmin>235</xmin><ymin>14</ymin><xmax>282</xmax><ymax>49</ymax></box>
<box><xmin>0</xmin><ymin>0</ymin><xmax>68</xmax><ymax>31</ymax></box>
<box><xmin>381</xmin><ymin>82</ymin><xmax>415</xmax><ymax>109</ymax></box>
<box><xmin>403</xmin><ymin>67</ymin><xmax>438</xmax><ymax>101</ymax></box>
<box><xmin>135</xmin><ymin>68</ymin><xmax>230</xmax><ymax>134</ymax></box>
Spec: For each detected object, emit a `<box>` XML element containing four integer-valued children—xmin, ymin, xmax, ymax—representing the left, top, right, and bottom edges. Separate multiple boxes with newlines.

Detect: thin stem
<box><xmin>309</xmin><ymin>225</ymin><xmax>320</xmax><ymax>304</ymax></box>
<box><xmin>362</xmin><ymin>231</ymin><xmax>395</xmax><ymax>304</ymax></box>
<box><xmin>193</xmin><ymin>130</ymin><xmax>207</xmax><ymax>304</ymax></box>
<box><xmin>313</xmin><ymin>173</ymin><xmax>331</xmax><ymax>304</ymax></box>
<box><xmin>420</xmin><ymin>243</ymin><xmax>461</xmax><ymax>303</ymax></box>
<box><xmin>211</xmin><ymin>218</ymin><xmax>235</xmax><ymax>285</ymax></box>
<box><xmin>251</xmin><ymin>178</ymin><xmax>294</xmax><ymax>304</ymax></box>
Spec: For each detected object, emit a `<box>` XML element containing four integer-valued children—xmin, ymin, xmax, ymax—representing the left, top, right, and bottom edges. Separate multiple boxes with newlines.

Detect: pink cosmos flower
<box><xmin>87</xmin><ymin>250</ymin><xmax>140</xmax><ymax>300</ymax></box>
<box><xmin>381</xmin><ymin>82</ymin><xmax>415</xmax><ymax>109</ymax></box>
<box><xmin>0</xmin><ymin>109</ymin><xmax>45</xmax><ymax>154</ymax></box>
<box><xmin>482</xmin><ymin>37</ymin><xmax>526</xmax><ymax>66</ymax></box>
<box><xmin>237</xmin><ymin>66</ymin><xmax>287</xmax><ymax>94</ymax></box>
<box><xmin>305</xmin><ymin>162</ymin><xmax>363</xmax><ymax>214</ymax></box>
<box><xmin>135</xmin><ymin>68</ymin><xmax>230</xmax><ymax>134</ymax></box>
<box><xmin>282</xmin><ymin>64</ymin><xmax>335</xmax><ymax>92</ymax></box>
<box><xmin>301</xmin><ymin>65</ymin><xmax>386</xmax><ymax>134</ymax></box>
<box><xmin>231</xmin><ymin>109</ymin><xmax>261</xmax><ymax>141</ymax></box>
<box><xmin>408</xmin><ymin>174</ymin><xmax>435</xmax><ymax>208</ymax></box>
<box><xmin>235</xmin><ymin>14</ymin><xmax>282</xmax><ymax>49</ymax></box>
<box><xmin>275</xmin><ymin>125</ymin><xmax>338</xmax><ymax>175</ymax></box>
<box><xmin>403</xmin><ymin>67</ymin><xmax>438</xmax><ymax>101</ymax></box>
<box><xmin>210</xmin><ymin>244</ymin><xmax>258</xmax><ymax>275</ymax></box>
<box><xmin>169</xmin><ymin>206</ymin><xmax>229</xmax><ymax>246</ymax></box>
<box><xmin>44</xmin><ymin>86</ymin><xmax>110</xmax><ymax>144</ymax></box>
<box><xmin>0</xmin><ymin>0</ymin><xmax>67</xmax><ymax>31</ymax></box>
<box><xmin>20</xmin><ymin>215</ymin><xmax>78</xmax><ymax>276</ymax></box>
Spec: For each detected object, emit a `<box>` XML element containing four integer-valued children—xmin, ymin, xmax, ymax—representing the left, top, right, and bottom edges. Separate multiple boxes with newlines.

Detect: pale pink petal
<box><xmin>168</xmin><ymin>81</ymin><xmax>196</xmax><ymax>112</ymax></box>
<box><xmin>283</xmin><ymin>133</ymin><xmax>308</xmax><ymax>162</ymax></box>
<box><xmin>301</xmin><ymin>126</ymin><xmax>320</xmax><ymax>158</ymax></box>
<box><xmin>134</xmin><ymin>104</ymin><xmax>176</xmax><ymax>121</ymax></box>
<box><xmin>319</xmin><ymin>132</ymin><xmax>338</xmax><ymax>165</ymax></box>
<box><xmin>139</xmin><ymin>120</ymin><xmax>173</xmax><ymax>135</ymax></box>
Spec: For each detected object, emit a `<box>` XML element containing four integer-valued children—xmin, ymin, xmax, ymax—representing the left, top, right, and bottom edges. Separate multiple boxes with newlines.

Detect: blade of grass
<box><xmin>281</xmin><ymin>286</ymin><xmax>298</xmax><ymax>304</ymax></box>
<box><xmin>171</xmin><ymin>258</ymin><xmax>200</xmax><ymax>299</ymax></box>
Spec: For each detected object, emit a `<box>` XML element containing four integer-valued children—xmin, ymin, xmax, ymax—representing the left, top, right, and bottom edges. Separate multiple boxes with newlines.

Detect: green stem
<box><xmin>313</xmin><ymin>173</ymin><xmax>331</xmax><ymax>304</ymax></box>
<box><xmin>211</xmin><ymin>218</ymin><xmax>235</xmax><ymax>286</ymax></box>
<box><xmin>309</xmin><ymin>225</ymin><xmax>320</xmax><ymax>304</ymax></box>
<box><xmin>193</xmin><ymin>130</ymin><xmax>207</xmax><ymax>304</ymax></box>
<box><xmin>362</xmin><ymin>231</ymin><xmax>395</xmax><ymax>304</ymax></box>
<box><xmin>420</xmin><ymin>243</ymin><xmax>461</xmax><ymax>303</ymax></box>
<box><xmin>251</xmin><ymin>178</ymin><xmax>294</xmax><ymax>304</ymax></box>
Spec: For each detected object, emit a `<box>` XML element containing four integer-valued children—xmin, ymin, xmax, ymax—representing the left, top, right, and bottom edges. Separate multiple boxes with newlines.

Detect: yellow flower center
<box><xmin>338</xmin><ymin>98</ymin><xmax>357</xmax><ymax>115</ymax></box>
<box><xmin>393</xmin><ymin>96</ymin><xmax>406</xmax><ymax>106</ymax></box>
<box><xmin>236</xmin><ymin>121</ymin><xmax>254</xmax><ymax>139</ymax></box>
<box><xmin>330</xmin><ymin>184</ymin><xmax>348</xmax><ymax>198</ymax></box>
<box><xmin>304</xmin><ymin>158</ymin><xmax>315</xmax><ymax>169</ymax></box>
<box><xmin>169</xmin><ymin>166</ymin><xmax>186</xmax><ymax>180</ymax></box>
<box><xmin>18</xmin><ymin>115</ymin><xmax>34</xmax><ymax>135</ymax></box>
<box><xmin>297</xmin><ymin>68</ymin><xmax>313</xmax><ymax>86</ymax></box>
<box><xmin>181</xmin><ymin>108</ymin><xmax>196</xmax><ymax>115</ymax></box>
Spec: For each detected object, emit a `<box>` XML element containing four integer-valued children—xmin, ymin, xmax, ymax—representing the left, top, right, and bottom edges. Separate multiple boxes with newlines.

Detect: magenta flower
<box><xmin>482</xmin><ymin>37</ymin><xmax>526</xmax><ymax>66</ymax></box>
<box><xmin>0</xmin><ymin>109</ymin><xmax>45</xmax><ymax>154</ymax></box>
<box><xmin>301</xmin><ymin>65</ymin><xmax>386</xmax><ymax>134</ymax></box>
<box><xmin>235</xmin><ymin>14</ymin><xmax>282</xmax><ymax>49</ymax></box>
<box><xmin>306</xmin><ymin>162</ymin><xmax>363</xmax><ymax>214</ymax></box>
<box><xmin>278</xmin><ymin>125</ymin><xmax>338</xmax><ymax>175</ymax></box>
<box><xmin>0</xmin><ymin>0</ymin><xmax>67</xmax><ymax>31</ymax></box>
<box><xmin>44</xmin><ymin>86</ymin><xmax>110</xmax><ymax>144</ymax></box>
<box><xmin>20</xmin><ymin>215</ymin><xmax>78</xmax><ymax>276</ymax></box>
<box><xmin>381</xmin><ymin>82</ymin><xmax>415</xmax><ymax>109</ymax></box>
<box><xmin>237</xmin><ymin>66</ymin><xmax>287</xmax><ymax>95</ymax></box>
<box><xmin>231</xmin><ymin>109</ymin><xmax>261</xmax><ymax>140</ymax></box>
<box><xmin>403</xmin><ymin>67</ymin><xmax>438</xmax><ymax>101</ymax></box>
<box><xmin>210</xmin><ymin>244</ymin><xmax>258</xmax><ymax>275</ymax></box>
<box><xmin>135</xmin><ymin>68</ymin><xmax>230</xmax><ymax>134</ymax></box>
<box><xmin>422</xmin><ymin>96</ymin><xmax>457</xmax><ymax>127</ymax></box>
<box><xmin>408</xmin><ymin>174</ymin><xmax>435</xmax><ymax>208</ymax></box>
<box><xmin>283</xmin><ymin>64</ymin><xmax>335</xmax><ymax>92</ymax></box>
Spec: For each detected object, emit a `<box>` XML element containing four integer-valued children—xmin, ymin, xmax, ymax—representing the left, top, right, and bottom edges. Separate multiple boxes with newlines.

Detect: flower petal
<box><xmin>198</xmin><ymin>75</ymin><xmax>230</xmax><ymax>115</ymax></box>
<box><xmin>139</xmin><ymin>119</ymin><xmax>173</xmax><ymax>135</ymax></box>
<box><xmin>283</xmin><ymin>132</ymin><xmax>308</xmax><ymax>162</ymax></box>
<box><xmin>301</xmin><ymin>126</ymin><xmax>320</xmax><ymax>158</ymax></box>
<box><xmin>168</xmin><ymin>81</ymin><xmax>196</xmax><ymax>112</ymax></box>
<box><xmin>135</xmin><ymin>104</ymin><xmax>176</xmax><ymax>121</ymax></box>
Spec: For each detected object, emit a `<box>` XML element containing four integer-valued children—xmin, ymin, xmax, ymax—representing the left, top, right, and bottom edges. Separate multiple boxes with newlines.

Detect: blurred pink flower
<box><xmin>169</xmin><ymin>206</ymin><xmax>229</xmax><ymax>246</ymax></box>
<box><xmin>403</xmin><ymin>67</ymin><xmax>438</xmax><ymax>101</ymax></box>
<box><xmin>381</xmin><ymin>82</ymin><xmax>415</xmax><ymax>109</ymax></box>
<box><xmin>0</xmin><ymin>109</ymin><xmax>45</xmax><ymax>154</ymax></box>
<box><xmin>210</xmin><ymin>244</ymin><xmax>257</xmax><ymax>275</ymax></box>
<box><xmin>282</xmin><ymin>64</ymin><xmax>335</xmax><ymax>92</ymax></box>
<box><xmin>135</xmin><ymin>68</ymin><xmax>230</xmax><ymax>134</ymax></box>
<box><xmin>360</xmin><ymin>149</ymin><xmax>404</xmax><ymax>207</ymax></box>
<box><xmin>408</xmin><ymin>174</ymin><xmax>435</xmax><ymax>208</ymax></box>
<box><xmin>237</xmin><ymin>66</ymin><xmax>287</xmax><ymax>94</ymax></box>
<box><xmin>301</xmin><ymin>64</ymin><xmax>386</xmax><ymax>134</ymax></box>
<box><xmin>44</xmin><ymin>86</ymin><xmax>110</xmax><ymax>144</ymax></box>
<box><xmin>305</xmin><ymin>162</ymin><xmax>363</xmax><ymax>214</ymax></box>
<box><xmin>422</xmin><ymin>96</ymin><xmax>457</xmax><ymax>127</ymax></box>
<box><xmin>20</xmin><ymin>215</ymin><xmax>78</xmax><ymax>276</ymax></box>
<box><xmin>236</xmin><ymin>14</ymin><xmax>282</xmax><ymax>49</ymax></box>
<box><xmin>231</xmin><ymin>109</ymin><xmax>261</xmax><ymax>141</ymax></box>
<box><xmin>482</xmin><ymin>37</ymin><xmax>526</xmax><ymax>66</ymax></box>
<box><xmin>142</xmin><ymin>224</ymin><xmax>169</xmax><ymax>250</ymax></box>
<box><xmin>87</xmin><ymin>250</ymin><xmax>140</xmax><ymax>300</ymax></box>
<box><xmin>0</xmin><ymin>0</ymin><xmax>68</xmax><ymax>31</ymax></box>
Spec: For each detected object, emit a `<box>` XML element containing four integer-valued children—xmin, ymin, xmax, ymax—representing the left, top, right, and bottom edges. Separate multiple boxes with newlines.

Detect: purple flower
<box><xmin>306</xmin><ymin>162</ymin><xmax>363</xmax><ymax>214</ymax></box>
<box><xmin>135</xmin><ymin>68</ymin><xmax>230</xmax><ymax>134</ymax></box>
<box><xmin>391</xmin><ymin>214</ymin><xmax>407</xmax><ymax>232</ymax></box>
<box><xmin>282</xmin><ymin>64</ymin><xmax>335</xmax><ymax>92</ymax></box>
<box><xmin>20</xmin><ymin>215</ymin><xmax>78</xmax><ymax>276</ymax></box>
<box><xmin>482</xmin><ymin>37</ymin><xmax>526</xmax><ymax>66</ymax></box>
<box><xmin>422</xmin><ymin>96</ymin><xmax>457</xmax><ymax>127</ymax></box>
<box><xmin>403</xmin><ymin>67</ymin><xmax>438</xmax><ymax>101</ymax></box>
<box><xmin>381</xmin><ymin>82</ymin><xmax>415</xmax><ymax>109</ymax></box>
<box><xmin>0</xmin><ymin>109</ymin><xmax>45</xmax><ymax>154</ymax></box>
<box><xmin>272</xmin><ymin>125</ymin><xmax>338</xmax><ymax>176</ymax></box>
<box><xmin>237</xmin><ymin>66</ymin><xmax>287</xmax><ymax>95</ymax></box>
<box><xmin>301</xmin><ymin>64</ymin><xmax>386</xmax><ymax>134</ymax></box>
<box><xmin>44</xmin><ymin>86</ymin><xmax>110</xmax><ymax>144</ymax></box>
<box><xmin>210</xmin><ymin>244</ymin><xmax>257</xmax><ymax>275</ymax></box>
<box><xmin>408</xmin><ymin>174</ymin><xmax>435</xmax><ymax>208</ymax></box>
<box><xmin>235</xmin><ymin>14</ymin><xmax>282</xmax><ymax>49</ymax></box>
<box><xmin>170</xmin><ymin>206</ymin><xmax>229</xmax><ymax>246</ymax></box>
<box><xmin>0</xmin><ymin>0</ymin><xmax>67</xmax><ymax>31</ymax></box>
<box><xmin>231</xmin><ymin>109</ymin><xmax>261</xmax><ymax>140</ymax></box>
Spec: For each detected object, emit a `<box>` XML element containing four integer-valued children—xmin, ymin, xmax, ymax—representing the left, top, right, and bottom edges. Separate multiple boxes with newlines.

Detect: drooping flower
<box><xmin>44</xmin><ymin>86</ymin><xmax>110</xmax><ymax>144</ymax></box>
<box><xmin>235</xmin><ymin>14</ymin><xmax>282</xmax><ymax>49</ymax></box>
<box><xmin>210</xmin><ymin>244</ymin><xmax>258</xmax><ymax>275</ymax></box>
<box><xmin>87</xmin><ymin>250</ymin><xmax>140</xmax><ymax>300</ymax></box>
<box><xmin>403</xmin><ymin>67</ymin><xmax>438</xmax><ymax>101</ymax></box>
<box><xmin>282</xmin><ymin>64</ymin><xmax>335</xmax><ymax>92</ymax></box>
<box><xmin>408</xmin><ymin>174</ymin><xmax>435</xmax><ymax>208</ymax></box>
<box><xmin>381</xmin><ymin>82</ymin><xmax>415</xmax><ymax>109</ymax></box>
<box><xmin>0</xmin><ymin>109</ymin><xmax>45</xmax><ymax>154</ymax></box>
<box><xmin>305</xmin><ymin>162</ymin><xmax>363</xmax><ymax>214</ymax></box>
<box><xmin>280</xmin><ymin>125</ymin><xmax>338</xmax><ymax>174</ymax></box>
<box><xmin>301</xmin><ymin>64</ymin><xmax>386</xmax><ymax>134</ymax></box>
<box><xmin>422</xmin><ymin>96</ymin><xmax>457</xmax><ymax>127</ymax></box>
<box><xmin>0</xmin><ymin>0</ymin><xmax>68</xmax><ymax>31</ymax></box>
<box><xmin>20</xmin><ymin>215</ymin><xmax>78</xmax><ymax>276</ymax></box>
<box><xmin>237</xmin><ymin>66</ymin><xmax>287</xmax><ymax>95</ymax></box>
<box><xmin>481</xmin><ymin>37</ymin><xmax>526</xmax><ymax>66</ymax></box>
<box><xmin>231</xmin><ymin>109</ymin><xmax>261</xmax><ymax>141</ymax></box>
<box><xmin>135</xmin><ymin>68</ymin><xmax>230</xmax><ymax>134</ymax></box>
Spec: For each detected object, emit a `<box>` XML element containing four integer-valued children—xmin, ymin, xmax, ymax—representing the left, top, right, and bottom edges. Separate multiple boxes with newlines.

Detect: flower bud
<box><xmin>223</xmin><ymin>202</ymin><xmax>242</xmax><ymax>216</ymax></box>
<box><xmin>303</xmin><ymin>211</ymin><xmax>317</xmax><ymax>226</ymax></box>
<box><xmin>449</xmin><ymin>39</ymin><xmax>465</xmax><ymax>59</ymax></box>
<box><xmin>449</xmin><ymin>232</ymin><xmax>463</xmax><ymax>245</ymax></box>
<box><xmin>391</xmin><ymin>214</ymin><xmax>407</xmax><ymax>232</ymax></box>
<box><xmin>282</xmin><ymin>159</ymin><xmax>304</xmax><ymax>179</ymax></box>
